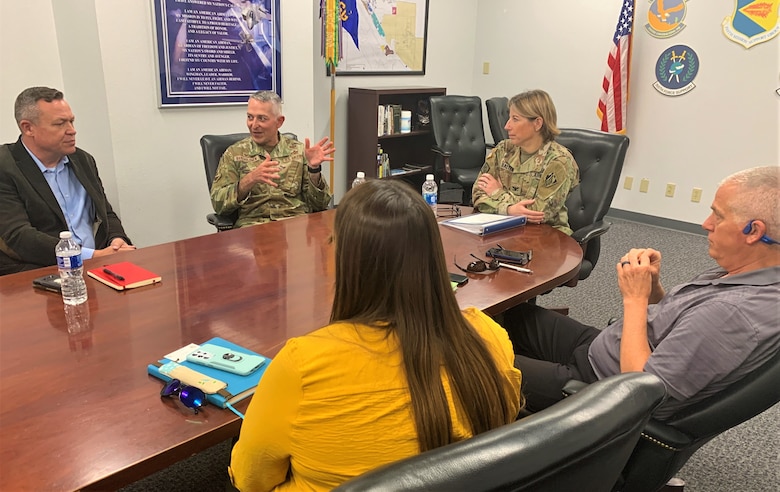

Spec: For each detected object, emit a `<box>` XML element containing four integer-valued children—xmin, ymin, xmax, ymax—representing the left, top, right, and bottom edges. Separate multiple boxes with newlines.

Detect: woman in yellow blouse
<box><xmin>229</xmin><ymin>179</ymin><xmax>523</xmax><ymax>491</ymax></box>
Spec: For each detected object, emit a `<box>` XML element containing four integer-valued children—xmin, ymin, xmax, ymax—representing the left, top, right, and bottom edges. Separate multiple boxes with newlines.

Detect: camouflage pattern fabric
<box><xmin>472</xmin><ymin>140</ymin><xmax>579</xmax><ymax>235</ymax></box>
<box><xmin>210</xmin><ymin>134</ymin><xmax>331</xmax><ymax>228</ymax></box>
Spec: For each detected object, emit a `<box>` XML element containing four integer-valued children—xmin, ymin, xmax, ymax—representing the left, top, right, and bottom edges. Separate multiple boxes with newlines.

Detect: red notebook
<box><xmin>87</xmin><ymin>261</ymin><xmax>162</xmax><ymax>291</ymax></box>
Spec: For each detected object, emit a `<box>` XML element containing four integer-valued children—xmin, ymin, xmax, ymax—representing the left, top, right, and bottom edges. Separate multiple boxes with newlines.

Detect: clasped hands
<box><xmin>476</xmin><ymin>174</ymin><xmax>545</xmax><ymax>224</ymax></box>
<box><xmin>617</xmin><ymin>248</ymin><xmax>662</xmax><ymax>301</ymax></box>
<box><xmin>93</xmin><ymin>237</ymin><xmax>136</xmax><ymax>258</ymax></box>
<box><xmin>245</xmin><ymin>137</ymin><xmax>335</xmax><ymax>188</ymax></box>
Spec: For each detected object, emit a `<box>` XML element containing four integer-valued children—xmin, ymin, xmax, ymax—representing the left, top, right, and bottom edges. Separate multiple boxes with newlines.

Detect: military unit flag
<box><xmin>597</xmin><ymin>0</ymin><xmax>635</xmax><ymax>134</ymax></box>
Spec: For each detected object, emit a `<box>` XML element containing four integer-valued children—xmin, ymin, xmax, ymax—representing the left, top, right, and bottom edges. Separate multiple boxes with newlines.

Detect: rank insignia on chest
<box><xmin>544</xmin><ymin>172</ymin><xmax>558</xmax><ymax>187</ymax></box>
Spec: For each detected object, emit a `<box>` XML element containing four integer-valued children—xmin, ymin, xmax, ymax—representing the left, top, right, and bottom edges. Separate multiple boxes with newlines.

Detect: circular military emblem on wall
<box><xmin>645</xmin><ymin>0</ymin><xmax>688</xmax><ymax>38</ymax></box>
<box><xmin>652</xmin><ymin>44</ymin><xmax>699</xmax><ymax>96</ymax></box>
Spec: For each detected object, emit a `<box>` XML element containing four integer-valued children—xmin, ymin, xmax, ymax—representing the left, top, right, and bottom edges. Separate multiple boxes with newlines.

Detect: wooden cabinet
<box><xmin>347</xmin><ymin>87</ymin><xmax>446</xmax><ymax>190</ymax></box>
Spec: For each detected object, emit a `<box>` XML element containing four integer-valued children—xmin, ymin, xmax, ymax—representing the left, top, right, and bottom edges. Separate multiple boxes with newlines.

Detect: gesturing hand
<box><xmin>248</xmin><ymin>153</ymin><xmax>281</xmax><ymax>187</ymax></box>
<box><xmin>304</xmin><ymin>137</ymin><xmax>335</xmax><ymax>167</ymax></box>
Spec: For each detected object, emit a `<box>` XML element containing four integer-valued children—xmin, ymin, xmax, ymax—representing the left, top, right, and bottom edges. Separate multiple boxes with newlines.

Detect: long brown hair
<box><xmin>331</xmin><ymin>180</ymin><xmax>519</xmax><ymax>452</ymax></box>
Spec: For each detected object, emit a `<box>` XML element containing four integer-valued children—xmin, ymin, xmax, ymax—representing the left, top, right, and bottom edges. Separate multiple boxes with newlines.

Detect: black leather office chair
<box><xmin>557</xmin><ymin>128</ymin><xmax>629</xmax><ymax>281</ymax></box>
<box><xmin>334</xmin><ymin>373</ymin><xmax>666</xmax><ymax>492</ymax></box>
<box><xmin>485</xmin><ymin>96</ymin><xmax>509</xmax><ymax>144</ymax></box>
<box><xmin>200</xmin><ymin>132</ymin><xmax>297</xmax><ymax>231</ymax></box>
<box><xmin>429</xmin><ymin>95</ymin><xmax>490</xmax><ymax>205</ymax></box>
<box><xmin>564</xmin><ymin>350</ymin><xmax>780</xmax><ymax>492</ymax></box>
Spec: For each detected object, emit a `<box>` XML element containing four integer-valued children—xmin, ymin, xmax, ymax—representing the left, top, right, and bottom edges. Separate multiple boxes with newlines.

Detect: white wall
<box><xmin>0</xmin><ymin>1</ymin><xmax>64</xmax><ymax>138</ymax></box>
<box><xmin>472</xmin><ymin>0</ymin><xmax>780</xmax><ymax>225</ymax></box>
<box><xmin>2</xmin><ymin>0</ymin><xmax>777</xmax><ymax>248</ymax></box>
<box><xmin>2</xmin><ymin>0</ymin><xmax>479</xmax><ymax>247</ymax></box>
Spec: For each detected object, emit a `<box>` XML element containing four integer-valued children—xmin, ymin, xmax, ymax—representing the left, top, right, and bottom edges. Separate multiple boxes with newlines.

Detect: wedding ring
<box><xmin>621</xmin><ymin>261</ymin><xmax>630</xmax><ymax>266</ymax></box>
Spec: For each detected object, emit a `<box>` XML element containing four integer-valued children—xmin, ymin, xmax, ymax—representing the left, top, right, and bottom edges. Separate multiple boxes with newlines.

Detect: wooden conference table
<box><xmin>0</xmin><ymin>209</ymin><xmax>582</xmax><ymax>491</ymax></box>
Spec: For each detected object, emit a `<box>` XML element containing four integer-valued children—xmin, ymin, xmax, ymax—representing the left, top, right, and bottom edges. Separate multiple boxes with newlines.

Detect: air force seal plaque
<box><xmin>652</xmin><ymin>44</ymin><xmax>699</xmax><ymax>96</ymax></box>
<box><xmin>722</xmin><ymin>1</ymin><xmax>780</xmax><ymax>48</ymax></box>
<box><xmin>645</xmin><ymin>0</ymin><xmax>688</xmax><ymax>38</ymax></box>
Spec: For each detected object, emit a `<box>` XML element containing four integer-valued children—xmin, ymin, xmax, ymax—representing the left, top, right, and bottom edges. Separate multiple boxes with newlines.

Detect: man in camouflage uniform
<box><xmin>472</xmin><ymin>90</ymin><xmax>579</xmax><ymax>235</ymax></box>
<box><xmin>210</xmin><ymin>91</ymin><xmax>334</xmax><ymax>228</ymax></box>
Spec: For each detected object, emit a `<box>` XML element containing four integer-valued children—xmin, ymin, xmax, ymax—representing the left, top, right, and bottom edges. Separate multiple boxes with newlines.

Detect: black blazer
<box><xmin>0</xmin><ymin>137</ymin><xmax>131</xmax><ymax>275</ymax></box>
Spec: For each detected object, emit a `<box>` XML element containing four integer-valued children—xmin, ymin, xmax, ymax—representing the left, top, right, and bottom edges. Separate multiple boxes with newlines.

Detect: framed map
<box><xmin>334</xmin><ymin>0</ymin><xmax>429</xmax><ymax>75</ymax></box>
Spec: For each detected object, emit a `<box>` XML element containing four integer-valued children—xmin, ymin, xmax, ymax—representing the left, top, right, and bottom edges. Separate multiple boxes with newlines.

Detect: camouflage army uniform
<box><xmin>472</xmin><ymin>140</ymin><xmax>579</xmax><ymax>235</ymax></box>
<box><xmin>210</xmin><ymin>134</ymin><xmax>331</xmax><ymax>228</ymax></box>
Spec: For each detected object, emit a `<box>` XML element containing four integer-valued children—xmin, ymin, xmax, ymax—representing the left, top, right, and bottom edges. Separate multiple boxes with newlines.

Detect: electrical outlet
<box><xmin>691</xmin><ymin>187</ymin><xmax>703</xmax><ymax>203</ymax></box>
<box><xmin>639</xmin><ymin>178</ymin><xmax>650</xmax><ymax>193</ymax></box>
<box><xmin>482</xmin><ymin>62</ymin><xmax>490</xmax><ymax>74</ymax></box>
<box><xmin>665</xmin><ymin>183</ymin><xmax>676</xmax><ymax>198</ymax></box>
<box><xmin>623</xmin><ymin>176</ymin><xmax>634</xmax><ymax>190</ymax></box>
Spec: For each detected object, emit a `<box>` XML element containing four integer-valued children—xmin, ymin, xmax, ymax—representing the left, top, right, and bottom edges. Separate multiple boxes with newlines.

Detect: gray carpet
<box><xmin>537</xmin><ymin>217</ymin><xmax>780</xmax><ymax>491</ymax></box>
<box><xmin>121</xmin><ymin>217</ymin><xmax>779</xmax><ymax>492</ymax></box>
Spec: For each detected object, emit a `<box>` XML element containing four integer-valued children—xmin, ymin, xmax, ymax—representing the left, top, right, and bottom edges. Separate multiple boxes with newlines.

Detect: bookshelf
<box><xmin>347</xmin><ymin>87</ymin><xmax>446</xmax><ymax>190</ymax></box>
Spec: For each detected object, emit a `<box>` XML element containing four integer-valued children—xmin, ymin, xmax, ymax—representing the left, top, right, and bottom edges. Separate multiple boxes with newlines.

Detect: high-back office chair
<box><xmin>485</xmin><ymin>96</ymin><xmax>509</xmax><ymax>144</ymax></box>
<box><xmin>200</xmin><ymin>132</ymin><xmax>297</xmax><ymax>231</ymax></box>
<box><xmin>557</xmin><ymin>128</ymin><xmax>629</xmax><ymax>282</ymax></box>
<box><xmin>429</xmin><ymin>95</ymin><xmax>490</xmax><ymax>205</ymax></box>
<box><xmin>334</xmin><ymin>373</ymin><xmax>666</xmax><ymax>492</ymax></box>
<box><xmin>564</xmin><ymin>349</ymin><xmax>780</xmax><ymax>492</ymax></box>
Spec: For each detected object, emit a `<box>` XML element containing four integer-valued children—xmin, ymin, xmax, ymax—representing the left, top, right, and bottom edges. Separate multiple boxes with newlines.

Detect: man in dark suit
<box><xmin>0</xmin><ymin>86</ymin><xmax>134</xmax><ymax>276</ymax></box>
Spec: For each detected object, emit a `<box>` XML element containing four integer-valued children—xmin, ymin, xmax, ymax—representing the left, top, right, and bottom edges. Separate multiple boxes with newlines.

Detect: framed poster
<box><xmin>334</xmin><ymin>0</ymin><xmax>429</xmax><ymax>75</ymax></box>
<box><xmin>152</xmin><ymin>0</ymin><xmax>281</xmax><ymax>107</ymax></box>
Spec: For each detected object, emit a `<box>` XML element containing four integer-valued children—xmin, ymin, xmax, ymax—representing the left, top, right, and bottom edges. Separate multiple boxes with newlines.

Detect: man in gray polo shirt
<box><xmin>503</xmin><ymin>166</ymin><xmax>780</xmax><ymax>419</ymax></box>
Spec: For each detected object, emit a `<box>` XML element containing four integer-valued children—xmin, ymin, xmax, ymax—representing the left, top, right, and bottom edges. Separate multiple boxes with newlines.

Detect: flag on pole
<box><xmin>342</xmin><ymin>0</ymin><xmax>360</xmax><ymax>49</ymax></box>
<box><xmin>320</xmin><ymin>0</ymin><xmax>342</xmax><ymax>196</ymax></box>
<box><xmin>320</xmin><ymin>0</ymin><xmax>342</xmax><ymax>70</ymax></box>
<box><xmin>597</xmin><ymin>0</ymin><xmax>635</xmax><ymax>134</ymax></box>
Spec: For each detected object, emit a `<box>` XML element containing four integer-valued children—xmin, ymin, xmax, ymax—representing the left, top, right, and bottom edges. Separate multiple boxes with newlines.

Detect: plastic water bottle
<box><xmin>352</xmin><ymin>171</ymin><xmax>366</xmax><ymax>188</ymax></box>
<box><xmin>56</xmin><ymin>231</ymin><xmax>88</xmax><ymax>305</ymax></box>
<box><xmin>422</xmin><ymin>174</ymin><xmax>438</xmax><ymax>215</ymax></box>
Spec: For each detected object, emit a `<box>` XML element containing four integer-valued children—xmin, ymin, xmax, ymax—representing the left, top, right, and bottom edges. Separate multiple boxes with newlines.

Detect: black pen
<box><xmin>103</xmin><ymin>268</ymin><xmax>125</xmax><ymax>281</ymax></box>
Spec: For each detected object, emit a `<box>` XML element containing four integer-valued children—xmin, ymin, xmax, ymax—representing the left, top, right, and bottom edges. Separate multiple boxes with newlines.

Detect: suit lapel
<box><xmin>10</xmin><ymin>140</ymin><xmax>68</xmax><ymax>225</ymax></box>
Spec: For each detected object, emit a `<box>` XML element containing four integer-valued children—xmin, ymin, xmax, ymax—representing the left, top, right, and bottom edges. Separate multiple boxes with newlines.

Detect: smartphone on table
<box><xmin>485</xmin><ymin>247</ymin><xmax>532</xmax><ymax>265</ymax></box>
<box><xmin>186</xmin><ymin>343</ymin><xmax>267</xmax><ymax>376</ymax></box>
<box><xmin>33</xmin><ymin>274</ymin><xmax>62</xmax><ymax>293</ymax></box>
<box><xmin>449</xmin><ymin>272</ymin><xmax>469</xmax><ymax>286</ymax></box>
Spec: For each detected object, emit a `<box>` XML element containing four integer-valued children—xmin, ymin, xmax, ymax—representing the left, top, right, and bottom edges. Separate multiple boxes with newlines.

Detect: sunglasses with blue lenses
<box><xmin>160</xmin><ymin>379</ymin><xmax>206</xmax><ymax>414</ymax></box>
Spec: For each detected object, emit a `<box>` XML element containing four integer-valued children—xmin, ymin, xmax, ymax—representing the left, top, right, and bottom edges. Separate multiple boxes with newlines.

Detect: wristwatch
<box><xmin>307</xmin><ymin>165</ymin><xmax>322</xmax><ymax>174</ymax></box>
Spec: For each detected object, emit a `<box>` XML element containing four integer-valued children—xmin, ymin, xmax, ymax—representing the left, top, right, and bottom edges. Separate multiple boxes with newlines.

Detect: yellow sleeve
<box><xmin>229</xmin><ymin>340</ymin><xmax>303</xmax><ymax>491</ymax></box>
<box><xmin>463</xmin><ymin>308</ymin><xmax>523</xmax><ymax>416</ymax></box>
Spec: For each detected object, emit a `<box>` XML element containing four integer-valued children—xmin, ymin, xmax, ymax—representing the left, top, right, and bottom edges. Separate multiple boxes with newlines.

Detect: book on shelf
<box><xmin>147</xmin><ymin>337</ymin><xmax>271</xmax><ymax>409</ymax></box>
<box><xmin>389</xmin><ymin>104</ymin><xmax>402</xmax><ymax>134</ymax></box>
<box><xmin>441</xmin><ymin>213</ymin><xmax>527</xmax><ymax>236</ymax></box>
<box><xmin>377</xmin><ymin>105</ymin><xmax>385</xmax><ymax>136</ymax></box>
<box><xmin>87</xmin><ymin>261</ymin><xmax>161</xmax><ymax>290</ymax></box>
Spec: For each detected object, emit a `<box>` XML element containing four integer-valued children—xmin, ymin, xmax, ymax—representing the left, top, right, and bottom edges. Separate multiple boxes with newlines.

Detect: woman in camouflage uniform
<box><xmin>472</xmin><ymin>90</ymin><xmax>579</xmax><ymax>235</ymax></box>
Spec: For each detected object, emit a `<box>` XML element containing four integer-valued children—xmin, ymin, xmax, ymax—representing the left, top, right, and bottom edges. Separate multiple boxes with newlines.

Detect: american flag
<box><xmin>597</xmin><ymin>0</ymin><xmax>635</xmax><ymax>134</ymax></box>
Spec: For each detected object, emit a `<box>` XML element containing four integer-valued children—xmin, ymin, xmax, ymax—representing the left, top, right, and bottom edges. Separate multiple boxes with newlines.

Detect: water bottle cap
<box><xmin>356</xmin><ymin>172</ymin><xmax>365</xmax><ymax>178</ymax></box>
<box><xmin>426</xmin><ymin>174</ymin><xmax>435</xmax><ymax>181</ymax></box>
<box><xmin>59</xmin><ymin>231</ymin><xmax>72</xmax><ymax>239</ymax></box>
